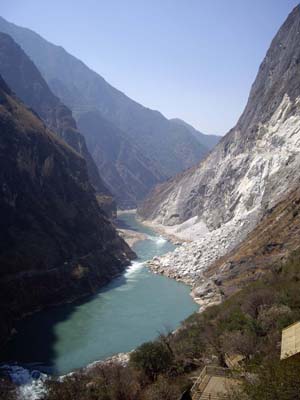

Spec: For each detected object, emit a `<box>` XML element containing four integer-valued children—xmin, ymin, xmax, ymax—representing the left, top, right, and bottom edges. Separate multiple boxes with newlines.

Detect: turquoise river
<box><xmin>1</xmin><ymin>212</ymin><xmax>198</xmax><ymax>376</ymax></box>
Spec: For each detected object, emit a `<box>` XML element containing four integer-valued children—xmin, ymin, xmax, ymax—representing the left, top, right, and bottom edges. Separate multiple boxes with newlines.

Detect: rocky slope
<box><xmin>0</xmin><ymin>32</ymin><xmax>116</xmax><ymax>217</ymax></box>
<box><xmin>0</xmin><ymin>74</ymin><xmax>134</xmax><ymax>346</ymax></box>
<box><xmin>141</xmin><ymin>5</ymin><xmax>300</xmax><ymax>293</ymax></box>
<box><xmin>201</xmin><ymin>183</ymin><xmax>300</xmax><ymax>296</ymax></box>
<box><xmin>0</xmin><ymin>16</ymin><xmax>214</xmax><ymax>207</ymax></box>
<box><xmin>147</xmin><ymin>182</ymin><xmax>300</xmax><ymax>308</ymax></box>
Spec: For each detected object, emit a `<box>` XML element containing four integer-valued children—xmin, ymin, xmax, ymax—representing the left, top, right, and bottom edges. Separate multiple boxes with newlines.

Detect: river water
<box><xmin>1</xmin><ymin>212</ymin><xmax>197</xmax><ymax>392</ymax></box>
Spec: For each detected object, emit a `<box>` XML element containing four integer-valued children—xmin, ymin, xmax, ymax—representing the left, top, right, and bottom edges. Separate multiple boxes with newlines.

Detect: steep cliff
<box><xmin>0</xmin><ymin>32</ymin><xmax>116</xmax><ymax>216</ymax></box>
<box><xmin>138</xmin><ymin>6</ymin><xmax>300</xmax><ymax>294</ymax></box>
<box><xmin>0</xmin><ymin>16</ymin><xmax>212</xmax><ymax>207</ymax></box>
<box><xmin>0</xmin><ymin>75</ymin><xmax>134</xmax><ymax>346</ymax></box>
<box><xmin>140</xmin><ymin>5</ymin><xmax>300</xmax><ymax>242</ymax></box>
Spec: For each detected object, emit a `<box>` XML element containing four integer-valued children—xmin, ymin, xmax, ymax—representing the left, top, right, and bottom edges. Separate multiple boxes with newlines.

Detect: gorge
<box><xmin>1</xmin><ymin>3</ymin><xmax>300</xmax><ymax>400</ymax></box>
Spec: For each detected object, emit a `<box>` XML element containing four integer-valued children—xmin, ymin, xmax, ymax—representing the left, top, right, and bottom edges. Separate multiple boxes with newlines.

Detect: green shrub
<box><xmin>130</xmin><ymin>341</ymin><xmax>173</xmax><ymax>381</ymax></box>
<box><xmin>142</xmin><ymin>376</ymin><xmax>181</xmax><ymax>400</ymax></box>
<box><xmin>238</xmin><ymin>358</ymin><xmax>300</xmax><ymax>400</ymax></box>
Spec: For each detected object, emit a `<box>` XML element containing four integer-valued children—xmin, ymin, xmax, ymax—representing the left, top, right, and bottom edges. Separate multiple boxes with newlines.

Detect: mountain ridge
<box><xmin>0</xmin><ymin>31</ymin><xmax>118</xmax><ymax>216</ymax></box>
<box><xmin>0</xmin><ymin>15</ymin><xmax>216</xmax><ymax>207</ymax></box>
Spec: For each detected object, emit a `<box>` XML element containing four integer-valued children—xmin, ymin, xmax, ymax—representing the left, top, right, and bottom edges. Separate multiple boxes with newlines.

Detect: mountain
<box><xmin>0</xmin><ymin>74</ymin><xmax>134</xmax><ymax>346</ymax></box>
<box><xmin>0</xmin><ymin>32</ymin><xmax>117</xmax><ymax>217</ymax></box>
<box><xmin>170</xmin><ymin>118</ymin><xmax>220</xmax><ymax>150</ymax></box>
<box><xmin>77</xmin><ymin>110</ymin><xmax>165</xmax><ymax>207</ymax></box>
<box><xmin>0</xmin><ymin>16</ymin><xmax>211</xmax><ymax>207</ymax></box>
<box><xmin>139</xmin><ymin>5</ymin><xmax>300</xmax><ymax>276</ymax></box>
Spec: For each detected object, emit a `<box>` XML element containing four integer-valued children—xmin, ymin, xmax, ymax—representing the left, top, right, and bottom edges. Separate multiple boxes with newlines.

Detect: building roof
<box><xmin>281</xmin><ymin>321</ymin><xmax>300</xmax><ymax>360</ymax></box>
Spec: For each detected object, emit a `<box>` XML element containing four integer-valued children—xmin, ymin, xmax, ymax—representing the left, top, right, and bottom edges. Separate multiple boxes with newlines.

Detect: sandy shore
<box><xmin>117</xmin><ymin>209</ymin><xmax>137</xmax><ymax>215</ymax></box>
<box><xmin>138</xmin><ymin>217</ymin><xmax>188</xmax><ymax>245</ymax></box>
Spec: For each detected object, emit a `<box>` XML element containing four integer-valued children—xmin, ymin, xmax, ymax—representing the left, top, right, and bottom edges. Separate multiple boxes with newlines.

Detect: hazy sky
<box><xmin>1</xmin><ymin>0</ymin><xmax>299</xmax><ymax>135</ymax></box>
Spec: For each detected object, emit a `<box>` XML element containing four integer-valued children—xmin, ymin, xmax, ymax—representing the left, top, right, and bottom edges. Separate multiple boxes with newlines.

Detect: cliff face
<box><xmin>140</xmin><ymin>6</ymin><xmax>300</xmax><ymax>245</ymax></box>
<box><xmin>0</xmin><ymin>75</ymin><xmax>134</xmax><ymax>346</ymax></box>
<box><xmin>0</xmin><ymin>32</ymin><xmax>116</xmax><ymax>216</ymax></box>
<box><xmin>0</xmin><ymin>17</ymin><xmax>212</xmax><ymax>207</ymax></box>
<box><xmin>137</xmin><ymin>6</ymin><xmax>300</xmax><ymax>297</ymax></box>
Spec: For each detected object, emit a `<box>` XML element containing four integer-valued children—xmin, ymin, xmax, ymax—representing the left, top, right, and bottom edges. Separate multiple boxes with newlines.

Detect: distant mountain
<box><xmin>0</xmin><ymin>74</ymin><xmax>134</xmax><ymax>346</ymax></box>
<box><xmin>170</xmin><ymin>118</ymin><xmax>220</xmax><ymax>150</ymax></box>
<box><xmin>77</xmin><ymin>110</ymin><xmax>165</xmax><ymax>207</ymax></box>
<box><xmin>0</xmin><ymin>16</ymin><xmax>209</xmax><ymax>207</ymax></box>
<box><xmin>0</xmin><ymin>32</ymin><xmax>118</xmax><ymax>216</ymax></box>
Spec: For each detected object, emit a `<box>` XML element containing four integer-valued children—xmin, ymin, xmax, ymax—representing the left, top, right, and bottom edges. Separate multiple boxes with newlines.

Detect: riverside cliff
<box><xmin>0</xmin><ymin>75</ymin><xmax>134</xmax><ymax>346</ymax></box>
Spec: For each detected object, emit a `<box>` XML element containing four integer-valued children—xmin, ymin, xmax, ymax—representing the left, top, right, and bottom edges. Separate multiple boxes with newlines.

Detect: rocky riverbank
<box><xmin>86</xmin><ymin>352</ymin><xmax>130</xmax><ymax>371</ymax></box>
<box><xmin>146</xmin><ymin>243</ymin><xmax>223</xmax><ymax>310</ymax></box>
<box><xmin>144</xmin><ymin>214</ymin><xmax>256</xmax><ymax>310</ymax></box>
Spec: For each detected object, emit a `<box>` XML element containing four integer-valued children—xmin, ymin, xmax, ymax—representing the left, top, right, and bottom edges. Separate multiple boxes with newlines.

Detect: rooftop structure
<box><xmin>281</xmin><ymin>321</ymin><xmax>300</xmax><ymax>360</ymax></box>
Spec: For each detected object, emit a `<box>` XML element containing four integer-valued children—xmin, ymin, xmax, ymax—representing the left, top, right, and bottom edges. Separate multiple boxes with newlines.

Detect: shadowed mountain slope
<box><xmin>0</xmin><ymin>32</ymin><xmax>117</xmax><ymax>216</ymax></box>
<box><xmin>0</xmin><ymin>74</ymin><xmax>134</xmax><ymax>346</ymax></box>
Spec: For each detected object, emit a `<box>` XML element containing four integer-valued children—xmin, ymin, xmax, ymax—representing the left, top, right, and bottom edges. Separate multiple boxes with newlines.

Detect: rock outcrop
<box><xmin>140</xmin><ymin>5</ymin><xmax>300</xmax><ymax>278</ymax></box>
<box><xmin>0</xmin><ymin>16</ymin><xmax>214</xmax><ymax>207</ymax></box>
<box><xmin>0</xmin><ymin>32</ymin><xmax>116</xmax><ymax>217</ymax></box>
<box><xmin>0</xmin><ymin>74</ymin><xmax>134</xmax><ymax>346</ymax></box>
